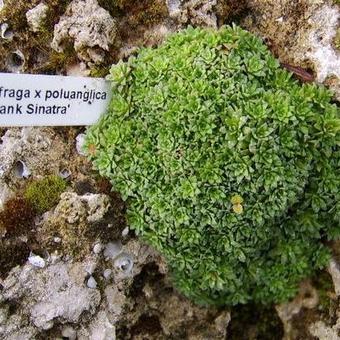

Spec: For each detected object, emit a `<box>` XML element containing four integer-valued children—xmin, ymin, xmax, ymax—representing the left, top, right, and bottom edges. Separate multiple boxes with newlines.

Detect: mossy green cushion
<box><xmin>85</xmin><ymin>26</ymin><xmax>340</xmax><ymax>305</ymax></box>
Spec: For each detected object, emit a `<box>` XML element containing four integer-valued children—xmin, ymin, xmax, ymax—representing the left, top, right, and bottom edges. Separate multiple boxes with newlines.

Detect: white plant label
<box><xmin>0</xmin><ymin>73</ymin><xmax>111</xmax><ymax>126</ymax></box>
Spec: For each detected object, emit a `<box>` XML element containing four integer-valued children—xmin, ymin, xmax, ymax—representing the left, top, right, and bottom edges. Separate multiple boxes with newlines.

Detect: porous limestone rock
<box><xmin>309</xmin><ymin>318</ymin><xmax>340</xmax><ymax>340</ymax></box>
<box><xmin>304</xmin><ymin>4</ymin><xmax>340</xmax><ymax>83</ymax></box>
<box><xmin>276</xmin><ymin>281</ymin><xmax>319</xmax><ymax>340</ymax></box>
<box><xmin>0</xmin><ymin>128</ymin><xmax>67</xmax><ymax>199</ymax></box>
<box><xmin>104</xmin><ymin>241</ymin><xmax>122</xmax><ymax>260</ymax></box>
<box><xmin>5</xmin><ymin>49</ymin><xmax>25</xmax><ymax>73</ymax></box>
<box><xmin>41</xmin><ymin>191</ymin><xmax>113</xmax><ymax>257</ymax></box>
<box><xmin>0</xmin><ymin>306</ymin><xmax>8</xmax><ymax>324</ymax></box>
<box><xmin>61</xmin><ymin>325</ymin><xmax>77</xmax><ymax>340</ymax></box>
<box><xmin>159</xmin><ymin>294</ymin><xmax>230</xmax><ymax>338</ymax></box>
<box><xmin>166</xmin><ymin>0</ymin><xmax>182</xmax><ymax>18</ymax></box>
<box><xmin>0</xmin><ymin>23</ymin><xmax>13</xmax><ymax>41</ymax></box>
<box><xmin>183</xmin><ymin>0</ymin><xmax>217</xmax><ymax>27</ymax></box>
<box><xmin>51</xmin><ymin>0</ymin><xmax>116</xmax><ymax>64</ymax></box>
<box><xmin>83</xmin><ymin>193</ymin><xmax>111</xmax><ymax>223</ymax></box>
<box><xmin>78</xmin><ymin>310</ymin><xmax>116</xmax><ymax>340</ymax></box>
<box><xmin>0</xmin><ymin>230</ymin><xmax>230</xmax><ymax>339</ymax></box>
<box><xmin>0</xmin><ymin>182</ymin><xmax>12</xmax><ymax>210</ymax></box>
<box><xmin>294</xmin><ymin>258</ymin><xmax>340</xmax><ymax>340</ymax></box>
<box><xmin>243</xmin><ymin>0</ymin><xmax>340</xmax><ymax>100</ymax></box>
<box><xmin>112</xmin><ymin>238</ymin><xmax>160</xmax><ymax>282</ymax></box>
<box><xmin>166</xmin><ymin>0</ymin><xmax>218</xmax><ymax>27</ymax></box>
<box><xmin>0</xmin><ymin>259</ymin><xmax>101</xmax><ymax>335</ymax></box>
<box><xmin>328</xmin><ymin>258</ymin><xmax>340</xmax><ymax>296</ymax></box>
<box><xmin>113</xmin><ymin>248</ymin><xmax>230</xmax><ymax>339</ymax></box>
<box><xmin>104</xmin><ymin>285</ymin><xmax>126</xmax><ymax>323</ymax></box>
<box><xmin>26</xmin><ymin>3</ymin><xmax>49</xmax><ymax>32</ymax></box>
<box><xmin>52</xmin><ymin>192</ymin><xmax>110</xmax><ymax>225</ymax></box>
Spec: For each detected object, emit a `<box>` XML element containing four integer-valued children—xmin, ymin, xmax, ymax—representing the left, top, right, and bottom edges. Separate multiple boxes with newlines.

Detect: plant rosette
<box><xmin>84</xmin><ymin>25</ymin><xmax>340</xmax><ymax>306</ymax></box>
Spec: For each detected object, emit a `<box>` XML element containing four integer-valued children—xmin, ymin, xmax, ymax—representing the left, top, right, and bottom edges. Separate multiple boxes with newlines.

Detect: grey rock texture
<box><xmin>51</xmin><ymin>0</ymin><xmax>116</xmax><ymax>64</ymax></box>
<box><xmin>0</xmin><ymin>218</ymin><xmax>230</xmax><ymax>339</ymax></box>
<box><xmin>26</xmin><ymin>3</ymin><xmax>49</xmax><ymax>32</ymax></box>
<box><xmin>0</xmin><ymin>258</ymin><xmax>101</xmax><ymax>336</ymax></box>
<box><xmin>40</xmin><ymin>191</ymin><xmax>116</xmax><ymax>259</ymax></box>
<box><xmin>166</xmin><ymin>0</ymin><xmax>218</xmax><ymax>27</ymax></box>
<box><xmin>78</xmin><ymin>310</ymin><xmax>116</xmax><ymax>340</ymax></box>
<box><xmin>304</xmin><ymin>4</ymin><xmax>340</xmax><ymax>84</ymax></box>
<box><xmin>243</xmin><ymin>0</ymin><xmax>340</xmax><ymax>100</ymax></box>
<box><xmin>328</xmin><ymin>258</ymin><xmax>340</xmax><ymax>296</ymax></box>
<box><xmin>0</xmin><ymin>128</ymin><xmax>67</xmax><ymax>208</ymax></box>
<box><xmin>276</xmin><ymin>281</ymin><xmax>319</xmax><ymax>340</ymax></box>
<box><xmin>309</xmin><ymin>319</ymin><xmax>340</xmax><ymax>340</ymax></box>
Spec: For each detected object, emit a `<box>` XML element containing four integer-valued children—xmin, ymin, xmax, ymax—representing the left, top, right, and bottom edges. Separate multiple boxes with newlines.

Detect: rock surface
<box><xmin>0</xmin><ymin>0</ymin><xmax>340</xmax><ymax>339</ymax></box>
<box><xmin>309</xmin><ymin>318</ymin><xmax>340</xmax><ymax>340</ymax></box>
<box><xmin>328</xmin><ymin>258</ymin><xmax>340</xmax><ymax>296</ymax></box>
<box><xmin>243</xmin><ymin>0</ymin><xmax>340</xmax><ymax>100</ymax></box>
<box><xmin>0</xmin><ymin>258</ymin><xmax>101</xmax><ymax>336</ymax></box>
<box><xmin>0</xmin><ymin>231</ymin><xmax>230</xmax><ymax>339</ymax></box>
<box><xmin>276</xmin><ymin>281</ymin><xmax>319</xmax><ymax>339</ymax></box>
<box><xmin>26</xmin><ymin>3</ymin><xmax>49</xmax><ymax>32</ymax></box>
<box><xmin>0</xmin><ymin>128</ymin><xmax>68</xmax><ymax>208</ymax></box>
<box><xmin>51</xmin><ymin>0</ymin><xmax>116</xmax><ymax>64</ymax></box>
<box><xmin>166</xmin><ymin>0</ymin><xmax>218</xmax><ymax>27</ymax></box>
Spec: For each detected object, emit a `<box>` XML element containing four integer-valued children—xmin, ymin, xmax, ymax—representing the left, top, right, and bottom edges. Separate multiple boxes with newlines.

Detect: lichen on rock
<box><xmin>41</xmin><ymin>191</ymin><xmax>114</xmax><ymax>257</ymax></box>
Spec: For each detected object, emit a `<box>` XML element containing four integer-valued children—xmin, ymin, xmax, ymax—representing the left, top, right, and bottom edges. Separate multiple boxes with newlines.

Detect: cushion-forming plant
<box><xmin>85</xmin><ymin>25</ymin><xmax>340</xmax><ymax>305</ymax></box>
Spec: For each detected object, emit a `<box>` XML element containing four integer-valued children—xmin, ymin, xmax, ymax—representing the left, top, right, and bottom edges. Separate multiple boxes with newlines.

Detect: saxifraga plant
<box><xmin>84</xmin><ymin>26</ymin><xmax>339</xmax><ymax>306</ymax></box>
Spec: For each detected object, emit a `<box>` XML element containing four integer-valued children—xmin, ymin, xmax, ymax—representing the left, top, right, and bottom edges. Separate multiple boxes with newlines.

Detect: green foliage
<box><xmin>24</xmin><ymin>175</ymin><xmax>67</xmax><ymax>214</ymax></box>
<box><xmin>90</xmin><ymin>66</ymin><xmax>111</xmax><ymax>79</ymax></box>
<box><xmin>85</xmin><ymin>26</ymin><xmax>340</xmax><ymax>306</ymax></box>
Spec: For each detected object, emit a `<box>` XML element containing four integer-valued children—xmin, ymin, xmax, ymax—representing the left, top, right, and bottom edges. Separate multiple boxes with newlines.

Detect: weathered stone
<box><xmin>51</xmin><ymin>0</ymin><xmax>116</xmax><ymax>64</ymax></box>
<box><xmin>276</xmin><ymin>280</ymin><xmax>319</xmax><ymax>339</ymax></box>
<box><xmin>26</xmin><ymin>3</ymin><xmax>49</xmax><ymax>32</ymax></box>
<box><xmin>166</xmin><ymin>0</ymin><xmax>217</xmax><ymax>27</ymax></box>
<box><xmin>0</xmin><ymin>260</ymin><xmax>100</xmax><ymax>334</ymax></box>
<box><xmin>309</xmin><ymin>319</ymin><xmax>340</xmax><ymax>340</ymax></box>
<box><xmin>328</xmin><ymin>258</ymin><xmax>340</xmax><ymax>296</ymax></box>
<box><xmin>243</xmin><ymin>0</ymin><xmax>340</xmax><ymax>100</ymax></box>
